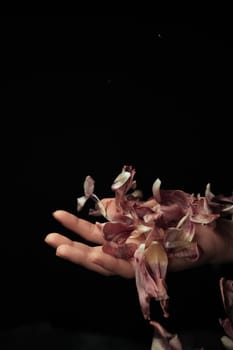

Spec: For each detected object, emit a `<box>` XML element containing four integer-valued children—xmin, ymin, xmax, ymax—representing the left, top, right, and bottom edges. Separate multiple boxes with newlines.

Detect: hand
<box><xmin>45</xmin><ymin>209</ymin><xmax>233</xmax><ymax>278</ymax></box>
<box><xmin>45</xmin><ymin>210</ymin><xmax>135</xmax><ymax>278</ymax></box>
<box><xmin>167</xmin><ymin>218</ymin><xmax>233</xmax><ymax>271</ymax></box>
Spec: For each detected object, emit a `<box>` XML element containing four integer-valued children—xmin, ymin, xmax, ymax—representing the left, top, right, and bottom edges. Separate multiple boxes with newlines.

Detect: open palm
<box><xmin>45</xmin><ymin>209</ymin><xmax>233</xmax><ymax>278</ymax></box>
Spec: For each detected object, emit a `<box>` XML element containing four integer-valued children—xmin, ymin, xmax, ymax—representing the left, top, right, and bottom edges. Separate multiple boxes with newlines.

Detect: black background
<box><xmin>0</xmin><ymin>16</ymin><xmax>232</xmax><ymax>347</ymax></box>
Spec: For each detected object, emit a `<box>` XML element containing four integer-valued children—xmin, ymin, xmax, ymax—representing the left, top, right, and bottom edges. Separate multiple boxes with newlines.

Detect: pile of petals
<box><xmin>77</xmin><ymin>165</ymin><xmax>233</xmax><ymax>322</ymax></box>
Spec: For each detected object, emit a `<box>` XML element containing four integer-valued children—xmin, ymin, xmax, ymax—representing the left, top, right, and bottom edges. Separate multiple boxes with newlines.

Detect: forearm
<box><xmin>214</xmin><ymin>219</ymin><xmax>233</xmax><ymax>264</ymax></box>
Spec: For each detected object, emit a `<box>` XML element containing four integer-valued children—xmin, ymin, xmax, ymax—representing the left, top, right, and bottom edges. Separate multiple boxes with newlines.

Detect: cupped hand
<box><xmin>44</xmin><ymin>209</ymin><xmax>233</xmax><ymax>278</ymax></box>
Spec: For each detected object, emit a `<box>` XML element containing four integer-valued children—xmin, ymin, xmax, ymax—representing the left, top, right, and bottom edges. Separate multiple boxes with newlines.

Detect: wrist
<box><xmin>215</xmin><ymin>219</ymin><xmax>233</xmax><ymax>264</ymax></box>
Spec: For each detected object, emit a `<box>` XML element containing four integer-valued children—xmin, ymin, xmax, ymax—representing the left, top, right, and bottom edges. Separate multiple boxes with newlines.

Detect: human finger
<box><xmin>55</xmin><ymin>242</ymin><xmax>135</xmax><ymax>279</ymax></box>
<box><xmin>55</xmin><ymin>243</ymin><xmax>113</xmax><ymax>275</ymax></box>
<box><xmin>45</xmin><ymin>232</ymin><xmax>81</xmax><ymax>249</ymax></box>
<box><xmin>52</xmin><ymin>210</ymin><xmax>104</xmax><ymax>244</ymax></box>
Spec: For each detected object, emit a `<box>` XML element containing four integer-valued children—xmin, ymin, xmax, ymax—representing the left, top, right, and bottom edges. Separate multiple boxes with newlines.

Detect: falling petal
<box><xmin>152</xmin><ymin>178</ymin><xmax>161</xmax><ymax>203</ymax></box>
<box><xmin>219</xmin><ymin>278</ymin><xmax>233</xmax><ymax>321</ymax></box>
<box><xmin>221</xmin><ymin>335</ymin><xmax>233</xmax><ymax>350</ymax></box>
<box><xmin>144</xmin><ymin>241</ymin><xmax>168</xmax><ymax>279</ymax></box>
<box><xmin>134</xmin><ymin>243</ymin><xmax>169</xmax><ymax>319</ymax></box>
<box><xmin>111</xmin><ymin>170</ymin><xmax>131</xmax><ymax>190</ymax></box>
<box><xmin>77</xmin><ymin>195</ymin><xmax>88</xmax><ymax>212</ymax></box>
<box><xmin>150</xmin><ymin>321</ymin><xmax>183</xmax><ymax>350</ymax></box>
<box><xmin>84</xmin><ymin>175</ymin><xmax>95</xmax><ymax>197</ymax></box>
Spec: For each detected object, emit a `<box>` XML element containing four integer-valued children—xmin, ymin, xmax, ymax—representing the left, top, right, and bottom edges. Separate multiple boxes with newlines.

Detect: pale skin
<box><xmin>45</xmin><ymin>209</ymin><xmax>233</xmax><ymax>279</ymax></box>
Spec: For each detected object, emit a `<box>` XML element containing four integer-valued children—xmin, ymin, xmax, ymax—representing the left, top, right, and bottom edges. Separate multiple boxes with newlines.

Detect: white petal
<box><xmin>84</xmin><ymin>175</ymin><xmax>95</xmax><ymax>197</ymax></box>
<box><xmin>111</xmin><ymin>171</ymin><xmax>131</xmax><ymax>190</ymax></box>
<box><xmin>221</xmin><ymin>335</ymin><xmax>233</xmax><ymax>350</ymax></box>
<box><xmin>152</xmin><ymin>178</ymin><xmax>161</xmax><ymax>202</ymax></box>
<box><xmin>77</xmin><ymin>196</ymin><xmax>88</xmax><ymax>211</ymax></box>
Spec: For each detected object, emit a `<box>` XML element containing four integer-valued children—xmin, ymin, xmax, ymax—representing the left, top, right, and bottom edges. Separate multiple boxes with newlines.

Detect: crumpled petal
<box><xmin>221</xmin><ymin>335</ymin><xmax>233</xmax><ymax>350</ymax></box>
<box><xmin>219</xmin><ymin>278</ymin><xmax>233</xmax><ymax>341</ymax></box>
<box><xmin>150</xmin><ymin>320</ymin><xmax>183</xmax><ymax>350</ymax></box>
<box><xmin>134</xmin><ymin>243</ymin><xmax>169</xmax><ymax>319</ymax></box>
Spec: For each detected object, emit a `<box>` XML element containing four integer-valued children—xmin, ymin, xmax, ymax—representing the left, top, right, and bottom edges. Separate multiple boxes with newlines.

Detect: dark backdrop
<box><xmin>1</xmin><ymin>17</ymin><xmax>232</xmax><ymax>348</ymax></box>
